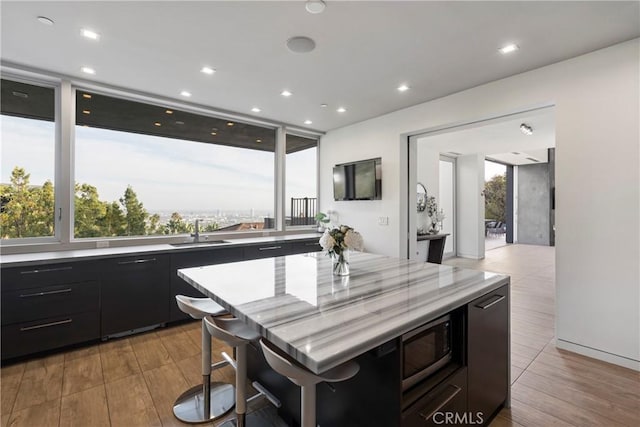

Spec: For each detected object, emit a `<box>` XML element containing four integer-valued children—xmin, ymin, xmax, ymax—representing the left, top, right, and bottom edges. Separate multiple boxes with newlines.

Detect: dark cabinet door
<box><xmin>289</xmin><ymin>239</ymin><xmax>322</xmax><ymax>254</ymax></box>
<box><xmin>101</xmin><ymin>254</ymin><xmax>171</xmax><ymax>337</ymax></box>
<box><xmin>170</xmin><ymin>248</ymin><xmax>243</xmax><ymax>321</ymax></box>
<box><xmin>467</xmin><ymin>285</ymin><xmax>509</xmax><ymax>423</ymax></box>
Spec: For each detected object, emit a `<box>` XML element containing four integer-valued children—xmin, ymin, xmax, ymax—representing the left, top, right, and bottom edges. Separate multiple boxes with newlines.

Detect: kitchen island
<box><xmin>179</xmin><ymin>251</ymin><xmax>511</xmax><ymax>426</ymax></box>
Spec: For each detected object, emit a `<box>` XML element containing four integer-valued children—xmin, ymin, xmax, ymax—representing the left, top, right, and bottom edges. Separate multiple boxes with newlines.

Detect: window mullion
<box><xmin>57</xmin><ymin>80</ymin><xmax>74</xmax><ymax>244</ymax></box>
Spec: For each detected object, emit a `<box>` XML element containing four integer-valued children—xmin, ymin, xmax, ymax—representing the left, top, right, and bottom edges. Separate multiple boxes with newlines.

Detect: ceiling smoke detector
<box><xmin>286</xmin><ymin>36</ymin><xmax>316</xmax><ymax>53</ymax></box>
<box><xmin>305</xmin><ymin>0</ymin><xmax>326</xmax><ymax>14</ymax></box>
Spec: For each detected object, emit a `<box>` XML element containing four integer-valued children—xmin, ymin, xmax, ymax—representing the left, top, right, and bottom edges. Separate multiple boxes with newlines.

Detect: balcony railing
<box><xmin>290</xmin><ymin>197</ymin><xmax>317</xmax><ymax>226</ymax></box>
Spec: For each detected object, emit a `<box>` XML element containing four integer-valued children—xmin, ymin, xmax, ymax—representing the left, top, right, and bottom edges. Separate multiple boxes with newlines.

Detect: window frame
<box><xmin>0</xmin><ymin>67</ymin><xmax>322</xmax><ymax>252</ymax></box>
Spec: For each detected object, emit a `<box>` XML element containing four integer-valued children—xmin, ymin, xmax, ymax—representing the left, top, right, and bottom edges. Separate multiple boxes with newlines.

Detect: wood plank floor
<box><xmin>445</xmin><ymin>244</ymin><xmax>640</xmax><ymax>427</ymax></box>
<box><xmin>2</xmin><ymin>244</ymin><xmax>638</xmax><ymax>426</ymax></box>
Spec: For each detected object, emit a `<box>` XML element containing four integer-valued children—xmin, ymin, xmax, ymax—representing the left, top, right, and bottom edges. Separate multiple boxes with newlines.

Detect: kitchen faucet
<box><xmin>191</xmin><ymin>219</ymin><xmax>201</xmax><ymax>243</ymax></box>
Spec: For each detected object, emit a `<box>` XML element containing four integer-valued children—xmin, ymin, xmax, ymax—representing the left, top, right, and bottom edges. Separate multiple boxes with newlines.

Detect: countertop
<box><xmin>178</xmin><ymin>251</ymin><xmax>509</xmax><ymax>374</ymax></box>
<box><xmin>0</xmin><ymin>233</ymin><xmax>322</xmax><ymax>267</ymax></box>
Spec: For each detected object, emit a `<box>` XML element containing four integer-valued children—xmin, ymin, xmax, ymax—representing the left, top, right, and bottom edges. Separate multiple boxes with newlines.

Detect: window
<box><xmin>286</xmin><ymin>135</ymin><xmax>317</xmax><ymax>226</ymax></box>
<box><xmin>1</xmin><ymin>79</ymin><xmax>56</xmax><ymax>239</ymax></box>
<box><xmin>74</xmin><ymin>90</ymin><xmax>276</xmax><ymax>238</ymax></box>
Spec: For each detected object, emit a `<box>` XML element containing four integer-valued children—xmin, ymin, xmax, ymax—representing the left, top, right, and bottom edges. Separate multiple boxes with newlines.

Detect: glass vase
<box><xmin>332</xmin><ymin>250</ymin><xmax>350</xmax><ymax>276</ymax></box>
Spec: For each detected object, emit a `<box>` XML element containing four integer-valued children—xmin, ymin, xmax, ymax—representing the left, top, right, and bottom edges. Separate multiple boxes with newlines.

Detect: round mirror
<box><xmin>417</xmin><ymin>183</ymin><xmax>427</xmax><ymax>212</ymax></box>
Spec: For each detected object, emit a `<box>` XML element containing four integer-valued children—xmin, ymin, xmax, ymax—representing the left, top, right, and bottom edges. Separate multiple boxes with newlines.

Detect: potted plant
<box><xmin>315</xmin><ymin>212</ymin><xmax>330</xmax><ymax>232</ymax></box>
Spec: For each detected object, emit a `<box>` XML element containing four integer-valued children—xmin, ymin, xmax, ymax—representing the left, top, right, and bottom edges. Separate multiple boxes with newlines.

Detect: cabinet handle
<box><xmin>258</xmin><ymin>246</ymin><xmax>282</xmax><ymax>251</ymax></box>
<box><xmin>419</xmin><ymin>384</ymin><xmax>461</xmax><ymax>421</ymax></box>
<box><xmin>475</xmin><ymin>294</ymin><xmax>506</xmax><ymax>310</ymax></box>
<box><xmin>304</xmin><ymin>242</ymin><xmax>319</xmax><ymax>246</ymax></box>
<box><xmin>20</xmin><ymin>266</ymin><xmax>72</xmax><ymax>275</ymax></box>
<box><xmin>117</xmin><ymin>258</ymin><xmax>157</xmax><ymax>265</ymax></box>
<box><xmin>20</xmin><ymin>288</ymin><xmax>72</xmax><ymax>298</ymax></box>
<box><xmin>20</xmin><ymin>318</ymin><xmax>73</xmax><ymax>331</ymax></box>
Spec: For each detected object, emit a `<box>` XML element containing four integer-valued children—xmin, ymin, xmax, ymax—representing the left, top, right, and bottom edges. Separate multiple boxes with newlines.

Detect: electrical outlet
<box><xmin>378</xmin><ymin>216</ymin><xmax>389</xmax><ymax>226</ymax></box>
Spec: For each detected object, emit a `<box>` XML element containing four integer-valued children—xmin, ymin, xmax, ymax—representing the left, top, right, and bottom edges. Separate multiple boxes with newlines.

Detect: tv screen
<box><xmin>333</xmin><ymin>158</ymin><xmax>381</xmax><ymax>201</ymax></box>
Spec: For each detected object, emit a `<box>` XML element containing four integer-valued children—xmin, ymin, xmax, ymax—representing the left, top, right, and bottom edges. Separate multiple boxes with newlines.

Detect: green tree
<box><xmin>201</xmin><ymin>222</ymin><xmax>219</xmax><ymax>232</ymax></box>
<box><xmin>485</xmin><ymin>174</ymin><xmax>506</xmax><ymax>223</ymax></box>
<box><xmin>164</xmin><ymin>212</ymin><xmax>192</xmax><ymax>235</ymax></box>
<box><xmin>102</xmin><ymin>201</ymin><xmax>126</xmax><ymax>236</ymax></box>
<box><xmin>120</xmin><ymin>185</ymin><xmax>148</xmax><ymax>236</ymax></box>
<box><xmin>0</xmin><ymin>167</ymin><xmax>49</xmax><ymax>238</ymax></box>
<box><xmin>75</xmin><ymin>183</ymin><xmax>107</xmax><ymax>237</ymax></box>
<box><xmin>146</xmin><ymin>213</ymin><xmax>162</xmax><ymax>235</ymax></box>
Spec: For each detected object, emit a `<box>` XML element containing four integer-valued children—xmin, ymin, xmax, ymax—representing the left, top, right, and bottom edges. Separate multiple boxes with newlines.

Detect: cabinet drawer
<box><xmin>1</xmin><ymin>281</ymin><xmax>99</xmax><ymax>325</ymax></box>
<box><xmin>1</xmin><ymin>261</ymin><xmax>97</xmax><ymax>292</ymax></box>
<box><xmin>290</xmin><ymin>240</ymin><xmax>323</xmax><ymax>254</ymax></box>
<box><xmin>244</xmin><ymin>243</ymin><xmax>291</xmax><ymax>259</ymax></box>
<box><xmin>1</xmin><ymin>311</ymin><xmax>100</xmax><ymax>360</ymax></box>
<box><xmin>402</xmin><ymin>367</ymin><xmax>467</xmax><ymax>427</ymax></box>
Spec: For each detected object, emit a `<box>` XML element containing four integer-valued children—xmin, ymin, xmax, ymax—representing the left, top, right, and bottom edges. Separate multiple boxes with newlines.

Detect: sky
<box><xmin>485</xmin><ymin>160</ymin><xmax>506</xmax><ymax>181</ymax></box>
<box><xmin>1</xmin><ymin>115</ymin><xmax>317</xmax><ymax>214</ymax></box>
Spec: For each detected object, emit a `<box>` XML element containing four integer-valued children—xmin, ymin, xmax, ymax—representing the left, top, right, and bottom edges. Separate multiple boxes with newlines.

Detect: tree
<box><xmin>0</xmin><ymin>167</ymin><xmax>46</xmax><ymax>238</ymax></box>
<box><xmin>485</xmin><ymin>174</ymin><xmax>506</xmax><ymax>223</ymax></box>
<box><xmin>75</xmin><ymin>183</ymin><xmax>107</xmax><ymax>237</ymax></box>
<box><xmin>120</xmin><ymin>185</ymin><xmax>148</xmax><ymax>236</ymax></box>
<box><xmin>164</xmin><ymin>212</ymin><xmax>192</xmax><ymax>235</ymax></box>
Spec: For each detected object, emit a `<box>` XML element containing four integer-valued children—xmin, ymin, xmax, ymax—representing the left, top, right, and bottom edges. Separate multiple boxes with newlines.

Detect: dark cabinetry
<box><xmin>100</xmin><ymin>254</ymin><xmax>170</xmax><ymax>337</ymax></box>
<box><xmin>1</xmin><ymin>262</ymin><xmax>100</xmax><ymax>359</ymax></box>
<box><xmin>467</xmin><ymin>285</ymin><xmax>509</xmax><ymax>422</ymax></box>
<box><xmin>170</xmin><ymin>247</ymin><xmax>243</xmax><ymax>321</ymax></box>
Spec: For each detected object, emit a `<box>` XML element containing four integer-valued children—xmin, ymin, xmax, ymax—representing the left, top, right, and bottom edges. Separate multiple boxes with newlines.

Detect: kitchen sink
<box><xmin>170</xmin><ymin>240</ymin><xmax>230</xmax><ymax>247</ymax></box>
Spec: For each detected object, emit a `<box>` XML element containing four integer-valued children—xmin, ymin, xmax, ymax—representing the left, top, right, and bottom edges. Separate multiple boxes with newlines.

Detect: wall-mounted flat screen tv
<box><xmin>333</xmin><ymin>157</ymin><xmax>382</xmax><ymax>200</ymax></box>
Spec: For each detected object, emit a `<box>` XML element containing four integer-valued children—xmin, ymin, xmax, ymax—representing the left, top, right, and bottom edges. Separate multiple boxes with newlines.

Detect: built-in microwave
<box><xmin>402</xmin><ymin>314</ymin><xmax>452</xmax><ymax>390</ymax></box>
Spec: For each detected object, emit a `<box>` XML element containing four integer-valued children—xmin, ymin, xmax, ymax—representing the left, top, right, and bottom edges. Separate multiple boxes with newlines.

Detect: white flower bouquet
<box><xmin>319</xmin><ymin>225</ymin><xmax>364</xmax><ymax>275</ymax></box>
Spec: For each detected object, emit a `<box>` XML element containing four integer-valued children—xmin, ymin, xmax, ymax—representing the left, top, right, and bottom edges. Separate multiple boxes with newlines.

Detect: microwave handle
<box><xmin>419</xmin><ymin>384</ymin><xmax>462</xmax><ymax>421</ymax></box>
<box><xmin>475</xmin><ymin>294</ymin><xmax>505</xmax><ymax>310</ymax></box>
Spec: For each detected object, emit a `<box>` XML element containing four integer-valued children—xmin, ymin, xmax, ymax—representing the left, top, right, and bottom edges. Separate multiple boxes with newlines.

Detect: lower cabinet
<box><xmin>1</xmin><ymin>262</ymin><xmax>101</xmax><ymax>360</ymax></box>
<box><xmin>100</xmin><ymin>254</ymin><xmax>170</xmax><ymax>337</ymax></box>
<box><xmin>170</xmin><ymin>247</ymin><xmax>244</xmax><ymax>321</ymax></box>
<box><xmin>402</xmin><ymin>367</ymin><xmax>468</xmax><ymax>427</ymax></box>
<box><xmin>467</xmin><ymin>285</ymin><xmax>510</xmax><ymax>423</ymax></box>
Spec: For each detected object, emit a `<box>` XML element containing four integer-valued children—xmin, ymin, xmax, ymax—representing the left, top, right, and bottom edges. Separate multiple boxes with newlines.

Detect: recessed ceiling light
<box><xmin>211</xmin><ymin>132</ymin><xmax>217</xmax><ymax>136</ymax></box>
<box><xmin>165</xmin><ymin>109</ymin><xmax>173</xmax><ymax>114</ymax></box>
<box><xmin>286</xmin><ymin>36</ymin><xmax>316</xmax><ymax>54</ymax></box>
<box><xmin>304</xmin><ymin>120</ymin><xmax>313</xmax><ymax>125</ymax></box>
<box><xmin>82</xmin><ymin>110</ymin><xmax>91</xmax><ymax>115</ymax></box>
<box><xmin>499</xmin><ymin>44</ymin><xmax>519</xmax><ymax>54</ymax></box>
<box><xmin>81</xmin><ymin>29</ymin><xmax>100</xmax><ymax>40</ymax></box>
<box><xmin>251</xmin><ymin>107</ymin><xmax>261</xmax><ymax>113</ymax></box>
<box><xmin>82</xmin><ymin>93</ymin><xmax>92</xmax><ymax>99</ymax></box>
<box><xmin>180</xmin><ymin>91</ymin><xmax>191</xmax><ymax>97</ymax></box>
<box><xmin>256</xmin><ymin>139</ymin><xmax>262</xmax><ymax>143</ymax></box>
<box><xmin>37</xmin><ymin>16</ymin><xmax>54</xmax><ymax>26</ymax></box>
<box><xmin>281</xmin><ymin>90</ymin><xmax>292</xmax><ymax>97</ymax></box>
<box><xmin>305</xmin><ymin>0</ymin><xmax>326</xmax><ymax>14</ymax></box>
<box><xmin>201</xmin><ymin>66</ymin><xmax>215</xmax><ymax>75</ymax></box>
<box><xmin>320</xmin><ymin>104</ymin><xmax>328</xmax><ymax>108</ymax></box>
<box><xmin>81</xmin><ymin>67</ymin><xmax>95</xmax><ymax>75</ymax></box>
<box><xmin>227</xmin><ymin>122</ymin><xmax>234</xmax><ymax>127</ymax></box>
<box><xmin>397</xmin><ymin>84</ymin><xmax>410</xmax><ymax>92</ymax></box>
<box><xmin>175</xmin><ymin>120</ymin><xmax>184</xmax><ymax>125</ymax></box>
<box><xmin>154</xmin><ymin>122</ymin><xmax>162</xmax><ymax>127</ymax></box>
<box><xmin>337</xmin><ymin>107</ymin><xmax>347</xmax><ymax>113</ymax></box>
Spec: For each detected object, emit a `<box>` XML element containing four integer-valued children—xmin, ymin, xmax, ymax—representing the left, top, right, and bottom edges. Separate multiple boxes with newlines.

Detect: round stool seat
<box><xmin>204</xmin><ymin>316</ymin><xmax>261</xmax><ymax>346</ymax></box>
<box><xmin>260</xmin><ymin>339</ymin><xmax>359</xmax><ymax>386</ymax></box>
<box><xmin>176</xmin><ymin>295</ymin><xmax>227</xmax><ymax>319</ymax></box>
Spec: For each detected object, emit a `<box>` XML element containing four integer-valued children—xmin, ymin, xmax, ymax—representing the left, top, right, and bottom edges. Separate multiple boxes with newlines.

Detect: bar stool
<box><xmin>203</xmin><ymin>315</ymin><xmax>279</xmax><ymax>427</ymax></box>
<box><xmin>173</xmin><ymin>295</ymin><xmax>235</xmax><ymax>423</ymax></box>
<box><xmin>259</xmin><ymin>338</ymin><xmax>360</xmax><ymax>427</ymax></box>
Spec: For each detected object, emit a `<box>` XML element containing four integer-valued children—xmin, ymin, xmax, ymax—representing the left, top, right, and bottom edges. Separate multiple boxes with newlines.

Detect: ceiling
<box><xmin>1</xmin><ymin>1</ymin><xmax>638</xmax><ymax>132</ymax></box>
<box><xmin>417</xmin><ymin>107</ymin><xmax>555</xmax><ymax>165</ymax></box>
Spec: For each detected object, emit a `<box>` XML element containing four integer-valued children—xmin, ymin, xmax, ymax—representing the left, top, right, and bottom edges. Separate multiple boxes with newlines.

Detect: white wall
<box><xmin>456</xmin><ymin>154</ymin><xmax>484</xmax><ymax>259</ymax></box>
<box><xmin>319</xmin><ymin>39</ymin><xmax>640</xmax><ymax>369</ymax></box>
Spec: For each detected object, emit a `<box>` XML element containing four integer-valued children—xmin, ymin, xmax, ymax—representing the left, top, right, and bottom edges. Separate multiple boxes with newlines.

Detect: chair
<box><xmin>204</xmin><ymin>316</ymin><xmax>282</xmax><ymax>427</ymax></box>
<box><xmin>173</xmin><ymin>295</ymin><xmax>235</xmax><ymax>423</ymax></box>
<box><xmin>259</xmin><ymin>338</ymin><xmax>360</xmax><ymax>427</ymax></box>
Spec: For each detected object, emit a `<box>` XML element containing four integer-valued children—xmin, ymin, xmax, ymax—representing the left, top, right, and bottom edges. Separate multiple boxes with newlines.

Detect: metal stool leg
<box><xmin>300</xmin><ymin>384</ymin><xmax>316</xmax><ymax>427</ymax></box>
<box><xmin>173</xmin><ymin>319</ymin><xmax>235</xmax><ymax>423</ymax></box>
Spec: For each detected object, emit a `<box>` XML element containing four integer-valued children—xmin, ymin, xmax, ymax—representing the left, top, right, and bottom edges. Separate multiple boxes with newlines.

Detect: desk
<box><xmin>417</xmin><ymin>233</ymin><xmax>449</xmax><ymax>264</ymax></box>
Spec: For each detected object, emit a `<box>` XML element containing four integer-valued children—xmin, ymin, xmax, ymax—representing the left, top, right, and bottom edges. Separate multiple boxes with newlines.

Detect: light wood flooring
<box><xmin>1</xmin><ymin>244</ymin><xmax>639</xmax><ymax>426</ymax></box>
<box><xmin>445</xmin><ymin>244</ymin><xmax>640</xmax><ymax>427</ymax></box>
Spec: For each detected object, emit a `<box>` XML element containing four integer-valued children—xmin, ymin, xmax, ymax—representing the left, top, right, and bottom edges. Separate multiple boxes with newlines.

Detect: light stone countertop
<box><xmin>179</xmin><ymin>251</ymin><xmax>510</xmax><ymax>374</ymax></box>
<box><xmin>0</xmin><ymin>233</ymin><xmax>322</xmax><ymax>267</ymax></box>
